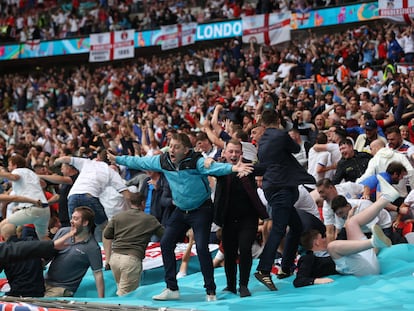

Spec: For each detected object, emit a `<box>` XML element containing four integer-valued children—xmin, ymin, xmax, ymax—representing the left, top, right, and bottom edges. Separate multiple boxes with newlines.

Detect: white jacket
<box><xmin>357</xmin><ymin>147</ymin><xmax>414</xmax><ymax>197</ymax></box>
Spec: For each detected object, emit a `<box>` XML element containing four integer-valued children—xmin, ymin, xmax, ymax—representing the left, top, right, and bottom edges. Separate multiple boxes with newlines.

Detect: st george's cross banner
<box><xmin>89</xmin><ymin>29</ymin><xmax>135</xmax><ymax>62</ymax></box>
<box><xmin>159</xmin><ymin>22</ymin><xmax>197</xmax><ymax>50</ymax></box>
<box><xmin>242</xmin><ymin>12</ymin><xmax>291</xmax><ymax>46</ymax></box>
<box><xmin>378</xmin><ymin>0</ymin><xmax>414</xmax><ymax>23</ymax></box>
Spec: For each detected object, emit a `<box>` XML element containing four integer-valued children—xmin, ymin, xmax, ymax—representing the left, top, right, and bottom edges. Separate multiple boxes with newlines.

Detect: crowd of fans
<box><xmin>0</xmin><ymin>0</ymin><xmax>371</xmax><ymax>43</ymax></box>
<box><xmin>0</xmin><ymin>13</ymin><xmax>414</xmax><ymax>298</ymax></box>
<box><xmin>0</xmin><ymin>20</ymin><xmax>413</xmax><ymax>161</ymax></box>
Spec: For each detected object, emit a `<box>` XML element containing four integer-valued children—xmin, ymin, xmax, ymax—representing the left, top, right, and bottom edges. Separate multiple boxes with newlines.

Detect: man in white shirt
<box><xmin>54</xmin><ymin>151</ymin><xmax>130</xmax><ymax>237</ymax></box>
<box><xmin>0</xmin><ymin>154</ymin><xmax>49</xmax><ymax>239</ymax></box>
<box><xmin>331</xmin><ymin>196</ymin><xmax>392</xmax><ymax>240</ymax></box>
<box><xmin>308</xmin><ymin>132</ymin><xmax>333</xmax><ymax>185</ymax></box>
<box><xmin>316</xmin><ymin>178</ymin><xmax>364</xmax><ymax>242</ymax></box>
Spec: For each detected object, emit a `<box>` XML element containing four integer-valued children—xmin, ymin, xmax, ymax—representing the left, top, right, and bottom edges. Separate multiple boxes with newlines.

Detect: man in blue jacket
<box><xmin>254</xmin><ymin>109</ymin><xmax>316</xmax><ymax>291</ymax></box>
<box><xmin>108</xmin><ymin>133</ymin><xmax>252</xmax><ymax>302</ymax></box>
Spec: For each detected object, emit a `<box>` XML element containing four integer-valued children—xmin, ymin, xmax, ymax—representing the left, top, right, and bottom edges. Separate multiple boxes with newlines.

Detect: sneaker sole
<box><xmin>372</xmin><ymin>224</ymin><xmax>391</xmax><ymax>248</ymax></box>
<box><xmin>152</xmin><ymin>296</ymin><xmax>180</xmax><ymax>301</ymax></box>
<box><xmin>254</xmin><ymin>272</ymin><xmax>277</xmax><ymax>291</ymax></box>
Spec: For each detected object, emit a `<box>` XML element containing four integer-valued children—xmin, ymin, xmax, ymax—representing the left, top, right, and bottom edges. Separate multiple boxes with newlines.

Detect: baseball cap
<box><xmin>365</xmin><ymin>119</ymin><xmax>377</xmax><ymax>130</ymax></box>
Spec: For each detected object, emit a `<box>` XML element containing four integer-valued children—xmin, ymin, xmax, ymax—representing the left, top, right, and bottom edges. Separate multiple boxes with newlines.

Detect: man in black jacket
<box><xmin>293</xmin><ymin>229</ymin><xmax>338</xmax><ymax>288</ymax></box>
<box><xmin>213</xmin><ymin>139</ymin><xmax>268</xmax><ymax>297</ymax></box>
<box><xmin>254</xmin><ymin>109</ymin><xmax>316</xmax><ymax>291</ymax></box>
<box><xmin>0</xmin><ymin>227</ymin><xmax>75</xmax><ymax>264</ymax></box>
<box><xmin>0</xmin><ymin>223</ymin><xmax>45</xmax><ymax>297</ymax></box>
<box><xmin>332</xmin><ymin>138</ymin><xmax>372</xmax><ymax>184</ymax></box>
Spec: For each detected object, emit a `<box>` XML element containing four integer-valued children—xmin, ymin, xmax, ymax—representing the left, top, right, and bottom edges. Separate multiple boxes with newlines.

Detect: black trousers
<box><xmin>222</xmin><ymin>217</ymin><xmax>258</xmax><ymax>288</ymax></box>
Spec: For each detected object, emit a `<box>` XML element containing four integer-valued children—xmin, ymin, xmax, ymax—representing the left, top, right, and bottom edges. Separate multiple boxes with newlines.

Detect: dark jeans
<box><xmin>68</xmin><ymin>193</ymin><xmax>107</xmax><ymax>225</ymax></box>
<box><xmin>160</xmin><ymin>200</ymin><xmax>215</xmax><ymax>294</ymax></box>
<box><xmin>257</xmin><ymin>187</ymin><xmax>301</xmax><ymax>273</ymax></box>
<box><xmin>222</xmin><ymin>217</ymin><xmax>257</xmax><ymax>288</ymax></box>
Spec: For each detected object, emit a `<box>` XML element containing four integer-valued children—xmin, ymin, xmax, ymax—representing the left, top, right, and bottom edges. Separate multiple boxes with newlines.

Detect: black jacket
<box><xmin>0</xmin><ymin>239</ymin><xmax>55</xmax><ymax>265</ymax></box>
<box><xmin>0</xmin><ymin>237</ymin><xmax>53</xmax><ymax>297</ymax></box>
<box><xmin>256</xmin><ymin>128</ymin><xmax>315</xmax><ymax>191</ymax></box>
<box><xmin>332</xmin><ymin>151</ymin><xmax>372</xmax><ymax>184</ymax></box>
<box><xmin>293</xmin><ymin>251</ymin><xmax>338</xmax><ymax>288</ymax></box>
<box><xmin>213</xmin><ymin>173</ymin><xmax>269</xmax><ymax>227</ymax></box>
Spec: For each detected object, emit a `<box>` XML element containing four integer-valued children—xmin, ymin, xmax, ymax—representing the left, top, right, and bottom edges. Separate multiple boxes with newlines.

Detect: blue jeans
<box><xmin>257</xmin><ymin>187</ymin><xmax>301</xmax><ymax>273</ymax></box>
<box><xmin>68</xmin><ymin>193</ymin><xmax>108</xmax><ymax>225</ymax></box>
<box><xmin>160</xmin><ymin>200</ymin><xmax>215</xmax><ymax>294</ymax></box>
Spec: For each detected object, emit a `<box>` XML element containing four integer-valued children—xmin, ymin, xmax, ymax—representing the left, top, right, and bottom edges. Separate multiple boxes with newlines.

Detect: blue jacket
<box><xmin>116</xmin><ymin>151</ymin><xmax>233</xmax><ymax>211</ymax></box>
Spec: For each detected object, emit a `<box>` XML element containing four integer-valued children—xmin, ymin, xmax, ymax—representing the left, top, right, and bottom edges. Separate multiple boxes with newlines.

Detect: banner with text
<box><xmin>89</xmin><ymin>29</ymin><xmax>134</xmax><ymax>62</ymax></box>
<box><xmin>379</xmin><ymin>0</ymin><xmax>414</xmax><ymax>23</ymax></box>
<box><xmin>159</xmin><ymin>22</ymin><xmax>197</xmax><ymax>50</ymax></box>
<box><xmin>242</xmin><ymin>12</ymin><xmax>291</xmax><ymax>45</ymax></box>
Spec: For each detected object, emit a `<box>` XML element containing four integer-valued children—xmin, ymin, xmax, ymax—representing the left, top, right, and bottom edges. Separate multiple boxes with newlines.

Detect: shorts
<box><xmin>334</xmin><ymin>248</ymin><xmax>380</xmax><ymax>276</ymax></box>
<box><xmin>7</xmin><ymin>206</ymin><xmax>50</xmax><ymax>239</ymax></box>
<box><xmin>110</xmin><ymin>253</ymin><xmax>142</xmax><ymax>296</ymax></box>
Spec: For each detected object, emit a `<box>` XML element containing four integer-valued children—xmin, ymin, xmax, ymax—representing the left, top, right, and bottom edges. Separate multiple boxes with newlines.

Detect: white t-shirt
<box><xmin>308</xmin><ymin>148</ymin><xmax>331</xmax><ymax>182</ymax></box>
<box><xmin>322</xmin><ymin>182</ymin><xmax>364</xmax><ymax>226</ymax></box>
<box><xmin>334</xmin><ymin>199</ymin><xmax>392</xmax><ymax>231</ymax></box>
<box><xmin>68</xmin><ymin>158</ymin><xmax>127</xmax><ymax>198</ymax></box>
<box><xmin>11</xmin><ymin>168</ymin><xmax>48</xmax><ymax>208</ymax></box>
<box><xmin>257</xmin><ymin>185</ymin><xmax>319</xmax><ymax>219</ymax></box>
<box><xmin>294</xmin><ymin>185</ymin><xmax>320</xmax><ymax>219</ymax></box>
<box><xmin>99</xmin><ymin>186</ymin><xmax>128</xmax><ymax>219</ymax></box>
<box><xmin>325</xmin><ymin>143</ymin><xmax>342</xmax><ymax>179</ymax></box>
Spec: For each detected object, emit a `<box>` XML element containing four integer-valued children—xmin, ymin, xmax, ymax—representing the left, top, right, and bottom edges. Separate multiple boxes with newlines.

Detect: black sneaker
<box><xmin>254</xmin><ymin>271</ymin><xmax>277</xmax><ymax>291</ymax></box>
<box><xmin>239</xmin><ymin>285</ymin><xmax>251</xmax><ymax>298</ymax></box>
<box><xmin>222</xmin><ymin>286</ymin><xmax>237</xmax><ymax>294</ymax></box>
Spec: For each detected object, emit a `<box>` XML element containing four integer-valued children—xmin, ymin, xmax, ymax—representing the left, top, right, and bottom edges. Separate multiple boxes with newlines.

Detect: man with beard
<box><xmin>44</xmin><ymin>206</ymin><xmax>104</xmax><ymax>298</ymax></box>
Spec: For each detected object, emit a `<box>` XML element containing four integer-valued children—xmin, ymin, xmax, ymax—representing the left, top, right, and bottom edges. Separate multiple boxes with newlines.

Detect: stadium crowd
<box><xmin>1</xmin><ymin>0</ymin><xmax>367</xmax><ymax>43</ymax></box>
<box><xmin>1</xmin><ymin>10</ymin><xmax>414</xmax><ymax>300</ymax></box>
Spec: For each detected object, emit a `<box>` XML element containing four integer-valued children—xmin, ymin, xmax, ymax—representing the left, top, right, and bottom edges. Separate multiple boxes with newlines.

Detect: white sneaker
<box><xmin>377</xmin><ymin>175</ymin><xmax>399</xmax><ymax>202</ymax></box>
<box><xmin>206</xmin><ymin>294</ymin><xmax>217</xmax><ymax>301</ymax></box>
<box><xmin>371</xmin><ymin>224</ymin><xmax>391</xmax><ymax>248</ymax></box>
<box><xmin>176</xmin><ymin>271</ymin><xmax>187</xmax><ymax>279</ymax></box>
<box><xmin>152</xmin><ymin>288</ymin><xmax>180</xmax><ymax>300</ymax></box>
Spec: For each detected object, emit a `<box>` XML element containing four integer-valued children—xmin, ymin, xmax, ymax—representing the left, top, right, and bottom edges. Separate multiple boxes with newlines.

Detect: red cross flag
<box><xmin>89</xmin><ymin>29</ymin><xmax>135</xmax><ymax>62</ymax></box>
<box><xmin>242</xmin><ymin>12</ymin><xmax>291</xmax><ymax>46</ymax></box>
<box><xmin>160</xmin><ymin>22</ymin><xmax>197</xmax><ymax>50</ymax></box>
<box><xmin>25</xmin><ymin>39</ymin><xmax>40</xmax><ymax>51</ymax></box>
<box><xmin>379</xmin><ymin>0</ymin><xmax>414</xmax><ymax>23</ymax></box>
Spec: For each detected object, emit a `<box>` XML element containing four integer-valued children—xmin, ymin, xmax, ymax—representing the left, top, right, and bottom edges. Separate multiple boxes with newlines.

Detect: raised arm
<box><xmin>54</xmin><ymin>156</ymin><xmax>72</xmax><ymax>165</ymax></box>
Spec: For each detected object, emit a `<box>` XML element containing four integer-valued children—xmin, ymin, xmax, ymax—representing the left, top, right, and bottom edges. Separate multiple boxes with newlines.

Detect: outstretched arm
<box><xmin>232</xmin><ymin>159</ymin><xmax>254</xmax><ymax>177</ymax></box>
<box><xmin>38</xmin><ymin>174</ymin><xmax>73</xmax><ymax>185</ymax></box>
<box><xmin>54</xmin><ymin>156</ymin><xmax>72</xmax><ymax>165</ymax></box>
<box><xmin>0</xmin><ymin>227</ymin><xmax>75</xmax><ymax>264</ymax></box>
